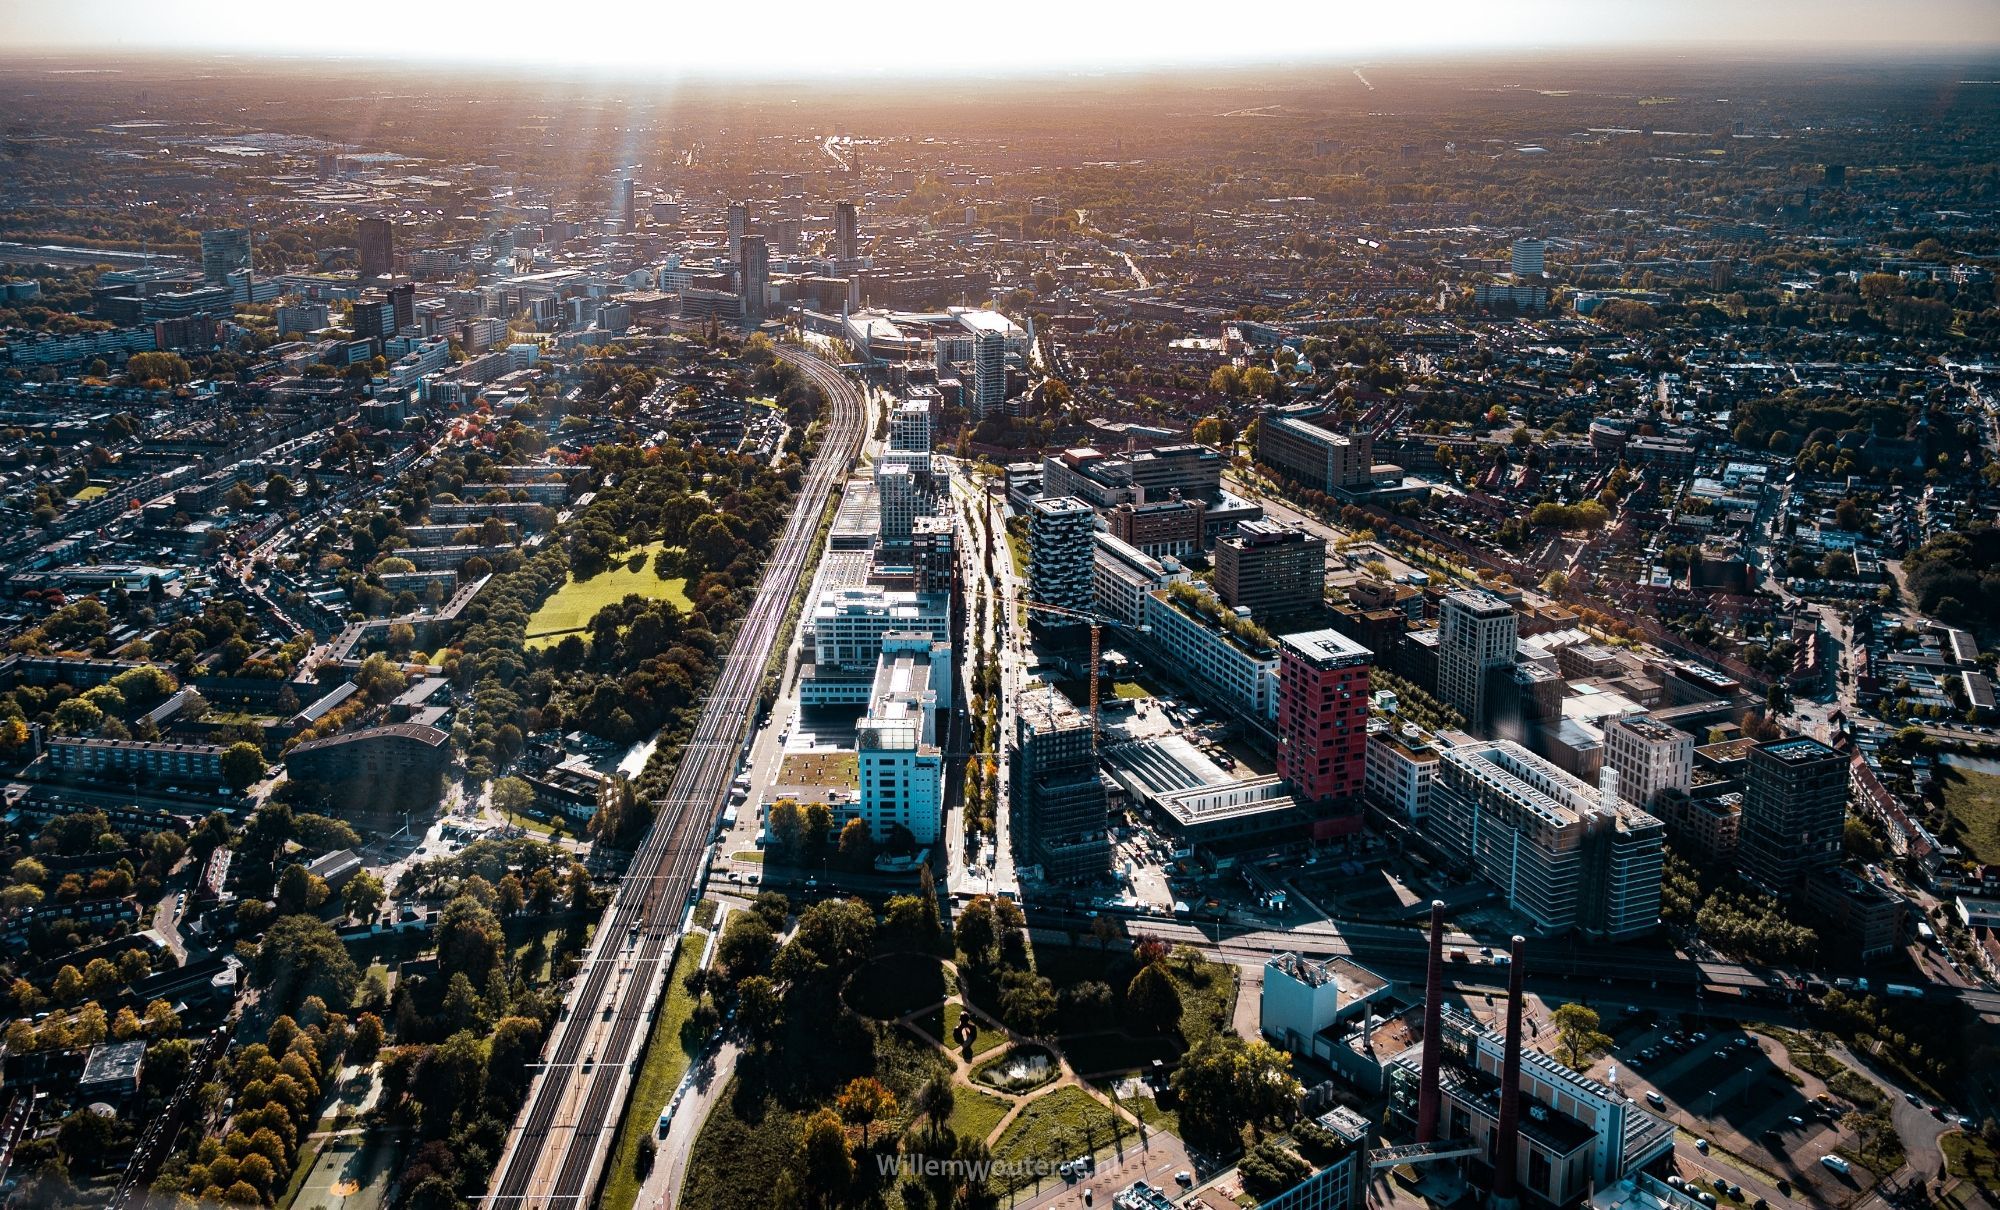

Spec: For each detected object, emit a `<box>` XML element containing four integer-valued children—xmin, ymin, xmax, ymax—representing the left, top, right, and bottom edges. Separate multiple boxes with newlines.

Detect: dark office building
<box><xmin>352</xmin><ymin>296</ymin><xmax>396</xmax><ymax>344</ymax></box>
<box><xmin>388</xmin><ymin>282</ymin><xmax>416</xmax><ymax>332</ymax></box>
<box><xmin>358</xmin><ymin>216</ymin><xmax>395</xmax><ymax>281</ymax></box>
<box><xmin>834</xmin><ymin>200</ymin><xmax>859</xmax><ymax>262</ymax></box>
<box><xmin>1739</xmin><ymin>736</ymin><xmax>1847</xmax><ymax>895</ymax></box>
<box><xmin>1013</xmin><ymin>685</ymin><xmax>1110</xmax><ymax>882</ymax></box>
<box><xmin>1213</xmin><ymin>519</ymin><xmax>1326</xmax><ymax>620</ymax></box>
<box><xmin>738</xmin><ymin>234</ymin><xmax>769</xmax><ymax>324</ymax></box>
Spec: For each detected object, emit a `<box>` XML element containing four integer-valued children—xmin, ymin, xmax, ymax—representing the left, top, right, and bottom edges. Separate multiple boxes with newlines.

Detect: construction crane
<box><xmin>963</xmin><ymin>584</ymin><xmax>1146</xmax><ymax>750</ymax></box>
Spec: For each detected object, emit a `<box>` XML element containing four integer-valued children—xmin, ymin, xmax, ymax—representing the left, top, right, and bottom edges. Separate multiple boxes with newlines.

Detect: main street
<box><xmin>487</xmin><ymin>345</ymin><xmax>867</xmax><ymax>1208</ymax></box>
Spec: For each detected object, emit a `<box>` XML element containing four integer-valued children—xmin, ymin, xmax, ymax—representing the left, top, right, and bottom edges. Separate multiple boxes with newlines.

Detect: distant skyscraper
<box><xmin>616</xmin><ymin>177</ymin><xmax>637</xmax><ymax>231</ymax></box>
<box><xmin>358</xmin><ymin>216</ymin><xmax>395</xmax><ymax>281</ymax></box>
<box><xmin>387</xmin><ymin>283</ymin><xmax>416</xmax><ymax>333</ymax></box>
<box><xmin>1277</xmin><ymin>629</ymin><xmax>1373</xmax><ymax>815</ymax></box>
<box><xmin>1740</xmin><ymin>736</ymin><xmax>1847</xmax><ymax>894</ymax></box>
<box><xmin>1510</xmin><ymin>238</ymin><xmax>1546</xmax><ymax>277</ymax></box>
<box><xmin>726</xmin><ymin>202</ymin><xmax>747</xmax><ymax>262</ymax></box>
<box><xmin>737</xmin><ymin>234</ymin><xmax>769</xmax><ymax>324</ymax></box>
<box><xmin>1437</xmin><ymin>589</ymin><xmax>1517</xmax><ymax>733</ymax></box>
<box><xmin>834</xmin><ymin>200</ymin><xmax>858</xmax><ymax>261</ymax></box>
<box><xmin>971</xmin><ymin>328</ymin><xmax>1006</xmax><ymax>420</ymax></box>
<box><xmin>1027</xmin><ymin>496</ymin><xmax>1096</xmax><ymax>617</ymax></box>
<box><xmin>200</xmin><ymin>227</ymin><xmax>251</xmax><ymax>284</ymax></box>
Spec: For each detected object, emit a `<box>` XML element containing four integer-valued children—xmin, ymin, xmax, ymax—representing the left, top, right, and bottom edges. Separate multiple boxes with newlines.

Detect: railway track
<box><xmin>489</xmin><ymin>345</ymin><xmax>866</xmax><ymax>1207</ymax></box>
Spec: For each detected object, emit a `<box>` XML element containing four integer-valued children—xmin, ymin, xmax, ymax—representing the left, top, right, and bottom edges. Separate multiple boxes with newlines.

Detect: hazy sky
<box><xmin>4</xmin><ymin>0</ymin><xmax>1998</xmax><ymax>75</ymax></box>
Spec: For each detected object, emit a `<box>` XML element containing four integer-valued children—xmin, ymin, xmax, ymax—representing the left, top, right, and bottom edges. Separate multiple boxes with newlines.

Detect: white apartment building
<box><xmin>1363</xmin><ymin>720</ymin><xmax>1442</xmax><ymax>824</ymax></box>
<box><xmin>1092</xmin><ymin>532</ymin><xmax>1188</xmax><ymax>628</ymax></box>
<box><xmin>877</xmin><ymin>462</ymin><xmax>920</xmax><ymax>544</ymax></box>
<box><xmin>1426</xmin><ymin>740</ymin><xmax>1665</xmax><ymax>939</ymax></box>
<box><xmin>1601</xmin><ymin>715</ymin><xmax>1693</xmax><ymax>811</ymax></box>
<box><xmin>1438</xmin><ymin>589</ymin><xmax>1518</xmax><ymax>731</ymax></box>
<box><xmin>1512</xmin><ymin>237</ymin><xmax>1548</xmax><ymax>276</ymax></box>
<box><xmin>971</xmin><ymin>328</ymin><xmax>1007</xmax><ymax>420</ymax></box>
<box><xmin>1142</xmin><ymin>589</ymin><xmax>1281</xmax><ymax>722</ymax></box>
<box><xmin>889</xmin><ymin>397</ymin><xmax>933</xmax><ymax>452</ymax></box>
<box><xmin>801</xmin><ymin>589</ymin><xmax>951</xmax><ymax>705</ymax></box>
<box><xmin>857</xmin><ymin>642</ymin><xmax>945</xmax><ymax>844</ymax></box>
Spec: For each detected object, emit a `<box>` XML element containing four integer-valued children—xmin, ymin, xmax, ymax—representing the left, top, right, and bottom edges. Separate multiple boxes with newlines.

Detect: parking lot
<box><xmin>1604</xmin><ymin>1017</ymin><xmax>1868</xmax><ymax>1205</ymax></box>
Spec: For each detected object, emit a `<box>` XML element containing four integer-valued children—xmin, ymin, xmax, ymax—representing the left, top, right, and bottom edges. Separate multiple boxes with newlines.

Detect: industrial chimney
<box><xmin>1416</xmin><ymin>899</ymin><xmax>1446</xmax><ymax>1143</ymax></box>
<box><xmin>1492</xmin><ymin>935</ymin><xmax>1528</xmax><ymax>1209</ymax></box>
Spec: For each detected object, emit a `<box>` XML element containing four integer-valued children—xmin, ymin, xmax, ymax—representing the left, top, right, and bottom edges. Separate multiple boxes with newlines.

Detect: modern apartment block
<box><xmin>856</xmin><ymin>644</ymin><xmax>945</xmax><ymax>844</ymax></box>
<box><xmin>1438</xmin><ymin>589</ymin><xmax>1518</xmax><ymax>732</ymax></box>
<box><xmin>800</xmin><ymin>589</ymin><xmax>951</xmax><ymax>705</ymax></box>
<box><xmin>1142</xmin><ymin>587</ymin><xmax>1282</xmax><ymax>722</ymax></box>
<box><xmin>1256</xmin><ymin>403</ymin><xmax>1375</xmax><ymax>493</ymax></box>
<box><xmin>1214</xmin><ymin>519</ymin><xmax>1327</xmax><ymax>620</ymax></box>
<box><xmin>283</xmin><ymin>723</ymin><xmax>451</xmax><ymax>811</ymax></box>
<box><xmin>47</xmin><ymin>737</ymin><xmax>226</xmax><ymax>784</ymax></box>
<box><xmin>200</xmin><ymin>228</ymin><xmax>251</xmax><ymax>283</ymax></box>
<box><xmin>1364</xmin><ymin>720</ymin><xmax>1442</xmax><ymax>824</ymax></box>
<box><xmin>1277</xmin><ymin>628</ymin><xmax>1374</xmax><ymax>817</ymax></box>
<box><xmin>889</xmin><ymin>396</ymin><xmax>933</xmax><ymax>453</ymax></box>
<box><xmin>1092</xmin><ymin>531</ymin><xmax>1188</xmax><ymax>628</ymax></box>
<box><xmin>1027</xmin><ymin>495</ymin><xmax>1097</xmax><ymax>616</ymax></box>
<box><xmin>1012</xmin><ymin>684</ymin><xmax>1110</xmax><ymax>882</ymax></box>
<box><xmin>971</xmin><ymin>328</ymin><xmax>1007</xmax><ymax>419</ymax></box>
<box><xmin>834</xmin><ymin>199</ymin><xmax>859</xmax><ymax>262</ymax></box>
<box><xmin>1601</xmin><ymin>715</ymin><xmax>1693</xmax><ymax>811</ymax></box>
<box><xmin>737</xmin><ymin>233</ymin><xmax>769</xmax><ymax>323</ymax></box>
<box><xmin>1425</xmin><ymin>740</ymin><xmax>1665</xmax><ymax>939</ymax></box>
<box><xmin>358</xmin><ymin>215</ymin><xmax>395</xmax><ymax>281</ymax></box>
<box><xmin>1739</xmin><ymin>736</ymin><xmax>1848</xmax><ymax>894</ymax></box>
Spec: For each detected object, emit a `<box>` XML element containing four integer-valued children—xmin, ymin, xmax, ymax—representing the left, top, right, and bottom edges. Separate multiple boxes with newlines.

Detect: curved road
<box><xmin>488</xmin><ymin>345</ymin><xmax>866</xmax><ymax>1208</ymax></box>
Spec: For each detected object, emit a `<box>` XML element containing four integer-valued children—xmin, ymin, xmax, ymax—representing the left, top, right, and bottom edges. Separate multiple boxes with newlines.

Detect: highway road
<box><xmin>487</xmin><ymin>345</ymin><xmax>866</xmax><ymax>1208</ymax></box>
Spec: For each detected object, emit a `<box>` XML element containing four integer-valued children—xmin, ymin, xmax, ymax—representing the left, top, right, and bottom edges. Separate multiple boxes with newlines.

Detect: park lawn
<box><xmin>1111</xmin><ymin>680</ymin><xmax>1152</xmax><ymax>700</ymax></box>
<box><xmin>681</xmin><ymin>1082</ymin><xmax>803</xmax><ymax>1210</ymax></box>
<box><xmin>990</xmin><ymin>1085</ymin><xmax>1126</xmax><ymax>1194</ymax></box>
<box><xmin>600</xmin><ymin>931</ymin><xmax>712</xmax><ymax>1210</ymax></box>
<box><xmin>1940</xmin><ymin>763</ymin><xmax>2000</xmax><ymax>865</ymax></box>
<box><xmin>1945</xmin><ymin>1130</ymin><xmax>2000</xmax><ymax>1180</ymax></box>
<box><xmin>945</xmin><ymin>1001</ymin><xmax>1006</xmax><ymax>1057</ymax></box>
<box><xmin>946</xmin><ymin>1087</ymin><xmax>1012</xmax><ymax>1144</ymax></box>
<box><xmin>525</xmin><ymin>541</ymin><xmax>691</xmax><ymax>649</ymax></box>
<box><xmin>70</xmin><ymin>484</ymin><xmax>108</xmax><ymax>501</ymax></box>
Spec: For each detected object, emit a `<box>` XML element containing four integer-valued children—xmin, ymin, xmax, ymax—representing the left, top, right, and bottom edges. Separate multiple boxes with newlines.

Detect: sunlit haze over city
<box><xmin>5</xmin><ymin>0</ymin><xmax>2000</xmax><ymax>73</ymax></box>
<box><xmin>2</xmin><ymin>5</ymin><xmax>2000</xmax><ymax>1210</ymax></box>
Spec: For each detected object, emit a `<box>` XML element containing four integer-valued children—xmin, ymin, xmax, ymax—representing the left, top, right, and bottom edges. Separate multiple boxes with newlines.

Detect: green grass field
<box><xmin>989</xmin><ymin>1086</ymin><xmax>1124</xmax><ymax>1193</ymax></box>
<box><xmin>1940</xmin><ymin>762</ymin><xmax>2000</xmax><ymax>865</ymax></box>
<box><xmin>70</xmin><ymin>484</ymin><xmax>107</xmax><ymax>501</ymax></box>
<box><xmin>600</xmin><ymin>931</ymin><xmax>711</xmax><ymax>1210</ymax></box>
<box><xmin>946</xmin><ymin>1087</ymin><xmax>1013</xmax><ymax>1144</ymax></box>
<box><xmin>525</xmin><ymin>542</ymin><xmax>690</xmax><ymax>649</ymax></box>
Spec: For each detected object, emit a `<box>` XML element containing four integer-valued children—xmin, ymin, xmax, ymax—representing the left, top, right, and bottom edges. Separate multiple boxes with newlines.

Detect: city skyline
<box><xmin>4</xmin><ymin>0</ymin><xmax>2000</xmax><ymax>77</ymax></box>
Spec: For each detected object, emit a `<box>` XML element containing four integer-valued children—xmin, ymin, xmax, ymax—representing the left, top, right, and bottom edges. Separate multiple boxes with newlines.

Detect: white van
<box><xmin>1821</xmin><ymin>1155</ymin><xmax>1850</xmax><ymax>1175</ymax></box>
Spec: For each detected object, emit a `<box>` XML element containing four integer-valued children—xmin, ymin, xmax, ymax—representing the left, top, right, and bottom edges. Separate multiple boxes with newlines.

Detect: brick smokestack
<box><xmin>1416</xmin><ymin>899</ymin><xmax>1446</xmax><ymax>1142</ymax></box>
<box><xmin>1493</xmin><ymin>935</ymin><xmax>1528</xmax><ymax>1205</ymax></box>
